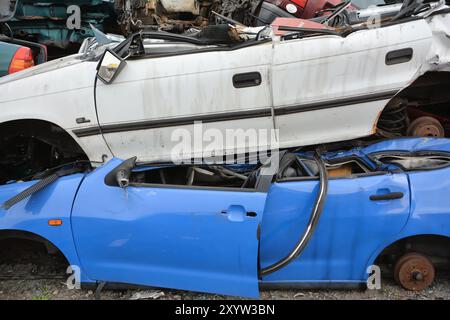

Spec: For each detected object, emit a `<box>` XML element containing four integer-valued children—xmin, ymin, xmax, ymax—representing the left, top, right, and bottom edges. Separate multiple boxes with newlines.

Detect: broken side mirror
<box><xmin>104</xmin><ymin>157</ymin><xmax>137</xmax><ymax>188</ymax></box>
<box><xmin>97</xmin><ymin>49</ymin><xmax>125</xmax><ymax>84</ymax></box>
<box><xmin>116</xmin><ymin>169</ymin><xmax>130</xmax><ymax>188</ymax></box>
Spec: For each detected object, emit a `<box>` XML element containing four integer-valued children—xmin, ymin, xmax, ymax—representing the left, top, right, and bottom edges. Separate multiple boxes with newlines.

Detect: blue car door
<box><xmin>260</xmin><ymin>168</ymin><xmax>411</xmax><ymax>285</ymax></box>
<box><xmin>71</xmin><ymin>159</ymin><xmax>265</xmax><ymax>297</ymax></box>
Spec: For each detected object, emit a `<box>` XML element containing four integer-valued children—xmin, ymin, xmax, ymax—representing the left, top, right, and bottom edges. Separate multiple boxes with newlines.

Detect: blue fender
<box><xmin>366</xmin><ymin>165</ymin><xmax>450</xmax><ymax>269</ymax></box>
<box><xmin>0</xmin><ymin>174</ymin><xmax>94</xmax><ymax>283</ymax></box>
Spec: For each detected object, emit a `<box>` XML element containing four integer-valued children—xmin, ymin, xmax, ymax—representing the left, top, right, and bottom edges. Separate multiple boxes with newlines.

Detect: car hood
<box><xmin>0</xmin><ymin>53</ymin><xmax>86</xmax><ymax>85</ymax></box>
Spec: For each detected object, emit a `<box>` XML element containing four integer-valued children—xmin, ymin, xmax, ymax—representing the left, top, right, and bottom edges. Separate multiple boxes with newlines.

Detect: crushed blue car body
<box><xmin>1</xmin><ymin>137</ymin><xmax>450</xmax><ymax>298</ymax></box>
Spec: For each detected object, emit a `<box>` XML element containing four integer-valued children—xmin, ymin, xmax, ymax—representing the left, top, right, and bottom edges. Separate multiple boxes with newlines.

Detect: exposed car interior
<box><xmin>129</xmin><ymin>164</ymin><xmax>260</xmax><ymax>189</ymax></box>
<box><xmin>127</xmin><ymin>151</ymin><xmax>374</xmax><ymax>190</ymax></box>
<box><xmin>372</xmin><ymin>152</ymin><xmax>450</xmax><ymax>171</ymax></box>
<box><xmin>277</xmin><ymin>153</ymin><xmax>372</xmax><ymax>180</ymax></box>
<box><xmin>115</xmin><ymin>23</ymin><xmax>271</xmax><ymax>60</ymax></box>
<box><xmin>103</xmin><ymin>149</ymin><xmax>450</xmax><ymax>191</ymax></box>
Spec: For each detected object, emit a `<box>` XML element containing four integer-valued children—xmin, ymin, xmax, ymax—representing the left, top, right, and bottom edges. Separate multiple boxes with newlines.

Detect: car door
<box><xmin>259</xmin><ymin>169</ymin><xmax>411</xmax><ymax>284</ymax></box>
<box><xmin>271</xmin><ymin>18</ymin><xmax>433</xmax><ymax>147</ymax></box>
<box><xmin>94</xmin><ymin>42</ymin><xmax>274</xmax><ymax>163</ymax></box>
<box><xmin>71</xmin><ymin>158</ymin><xmax>265</xmax><ymax>297</ymax></box>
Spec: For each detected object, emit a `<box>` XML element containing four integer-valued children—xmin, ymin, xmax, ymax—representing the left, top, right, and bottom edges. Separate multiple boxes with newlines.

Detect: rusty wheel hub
<box><xmin>407</xmin><ymin>116</ymin><xmax>445</xmax><ymax>137</ymax></box>
<box><xmin>394</xmin><ymin>253</ymin><xmax>435</xmax><ymax>291</ymax></box>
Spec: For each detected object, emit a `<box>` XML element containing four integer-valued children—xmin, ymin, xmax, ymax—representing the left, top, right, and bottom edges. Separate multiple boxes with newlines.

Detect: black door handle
<box><xmin>233</xmin><ymin>72</ymin><xmax>262</xmax><ymax>88</ymax></box>
<box><xmin>370</xmin><ymin>192</ymin><xmax>404</xmax><ymax>201</ymax></box>
<box><xmin>221</xmin><ymin>210</ymin><xmax>257</xmax><ymax>217</ymax></box>
<box><xmin>386</xmin><ymin>48</ymin><xmax>413</xmax><ymax>65</ymax></box>
<box><xmin>76</xmin><ymin>117</ymin><xmax>91</xmax><ymax>124</ymax></box>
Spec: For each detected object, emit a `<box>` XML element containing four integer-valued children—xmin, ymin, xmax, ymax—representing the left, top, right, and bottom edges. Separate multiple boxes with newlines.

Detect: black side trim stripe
<box><xmin>274</xmin><ymin>91</ymin><xmax>398</xmax><ymax>116</ymax></box>
<box><xmin>73</xmin><ymin>90</ymin><xmax>398</xmax><ymax>138</ymax></box>
<box><xmin>73</xmin><ymin>126</ymin><xmax>102</xmax><ymax>137</ymax></box>
<box><xmin>73</xmin><ymin>108</ymin><xmax>272</xmax><ymax>137</ymax></box>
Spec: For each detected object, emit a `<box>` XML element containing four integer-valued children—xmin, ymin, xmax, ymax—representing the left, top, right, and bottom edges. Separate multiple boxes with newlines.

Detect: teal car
<box><xmin>0</xmin><ymin>1</ymin><xmax>47</xmax><ymax>76</ymax></box>
<box><xmin>0</xmin><ymin>40</ymin><xmax>21</xmax><ymax>76</ymax></box>
<box><xmin>0</xmin><ymin>36</ymin><xmax>47</xmax><ymax>77</ymax></box>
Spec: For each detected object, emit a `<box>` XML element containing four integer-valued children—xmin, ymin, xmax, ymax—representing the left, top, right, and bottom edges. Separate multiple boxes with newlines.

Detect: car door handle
<box><xmin>221</xmin><ymin>205</ymin><xmax>257</xmax><ymax>222</ymax></box>
<box><xmin>370</xmin><ymin>192</ymin><xmax>404</xmax><ymax>201</ymax></box>
<box><xmin>76</xmin><ymin>117</ymin><xmax>91</xmax><ymax>124</ymax></box>
<box><xmin>232</xmin><ymin>72</ymin><xmax>262</xmax><ymax>88</ymax></box>
<box><xmin>386</xmin><ymin>48</ymin><xmax>413</xmax><ymax>65</ymax></box>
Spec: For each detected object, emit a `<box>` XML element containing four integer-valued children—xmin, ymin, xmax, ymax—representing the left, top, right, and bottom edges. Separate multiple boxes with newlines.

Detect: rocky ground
<box><xmin>0</xmin><ymin>277</ymin><xmax>449</xmax><ymax>300</ymax></box>
<box><xmin>0</xmin><ymin>240</ymin><xmax>449</xmax><ymax>300</ymax></box>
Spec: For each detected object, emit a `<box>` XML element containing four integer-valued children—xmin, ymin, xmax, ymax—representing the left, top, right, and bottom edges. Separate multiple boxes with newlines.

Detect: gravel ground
<box><xmin>1</xmin><ymin>276</ymin><xmax>449</xmax><ymax>300</ymax></box>
<box><xmin>0</xmin><ymin>240</ymin><xmax>449</xmax><ymax>300</ymax></box>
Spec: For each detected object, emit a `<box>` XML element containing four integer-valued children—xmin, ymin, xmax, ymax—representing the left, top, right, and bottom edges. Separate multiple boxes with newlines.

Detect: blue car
<box><xmin>1</xmin><ymin>137</ymin><xmax>450</xmax><ymax>298</ymax></box>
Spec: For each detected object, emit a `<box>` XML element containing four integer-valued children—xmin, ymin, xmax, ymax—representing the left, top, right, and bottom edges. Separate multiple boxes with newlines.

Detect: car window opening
<box><xmin>278</xmin><ymin>156</ymin><xmax>371</xmax><ymax>180</ymax></box>
<box><xmin>129</xmin><ymin>164</ymin><xmax>259</xmax><ymax>189</ymax></box>
<box><xmin>119</xmin><ymin>24</ymin><xmax>271</xmax><ymax>59</ymax></box>
<box><xmin>327</xmin><ymin>160</ymin><xmax>370</xmax><ymax>177</ymax></box>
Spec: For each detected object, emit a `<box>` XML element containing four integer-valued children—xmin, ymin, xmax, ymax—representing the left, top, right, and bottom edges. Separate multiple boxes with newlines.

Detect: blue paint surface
<box><xmin>0</xmin><ymin>137</ymin><xmax>449</xmax><ymax>297</ymax></box>
<box><xmin>71</xmin><ymin>159</ymin><xmax>265</xmax><ymax>297</ymax></box>
<box><xmin>259</xmin><ymin>173</ymin><xmax>411</xmax><ymax>283</ymax></box>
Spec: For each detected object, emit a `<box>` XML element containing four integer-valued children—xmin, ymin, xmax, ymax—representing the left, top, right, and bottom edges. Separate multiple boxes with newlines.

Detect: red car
<box><xmin>257</xmin><ymin>0</ymin><xmax>346</xmax><ymax>25</ymax></box>
<box><xmin>257</xmin><ymin>0</ymin><xmax>404</xmax><ymax>25</ymax></box>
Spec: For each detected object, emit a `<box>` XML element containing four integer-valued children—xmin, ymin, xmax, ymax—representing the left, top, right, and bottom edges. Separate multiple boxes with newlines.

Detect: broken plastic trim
<box><xmin>260</xmin><ymin>151</ymin><xmax>329</xmax><ymax>276</ymax></box>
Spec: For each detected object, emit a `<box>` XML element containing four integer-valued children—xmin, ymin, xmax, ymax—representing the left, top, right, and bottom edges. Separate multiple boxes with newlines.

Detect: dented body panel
<box><xmin>0</xmin><ymin>138</ymin><xmax>449</xmax><ymax>297</ymax></box>
<box><xmin>0</xmin><ymin>8</ymin><xmax>449</xmax><ymax>164</ymax></box>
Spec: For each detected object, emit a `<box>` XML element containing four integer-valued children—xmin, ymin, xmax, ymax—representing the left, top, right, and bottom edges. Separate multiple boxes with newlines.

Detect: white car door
<box><xmin>272</xmin><ymin>19</ymin><xmax>433</xmax><ymax>148</ymax></box>
<box><xmin>91</xmin><ymin>42</ymin><xmax>274</xmax><ymax>163</ymax></box>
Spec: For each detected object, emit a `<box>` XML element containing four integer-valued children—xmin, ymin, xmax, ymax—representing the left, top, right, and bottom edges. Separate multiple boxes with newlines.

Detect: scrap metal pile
<box><xmin>114</xmin><ymin>0</ymin><xmax>259</xmax><ymax>34</ymax></box>
<box><xmin>1</xmin><ymin>0</ymin><xmax>450</xmax><ymax>299</ymax></box>
<box><xmin>2</xmin><ymin>0</ymin><xmax>116</xmax><ymax>50</ymax></box>
<box><xmin>1</xmin><ymin>0</ymin><xmax>344</xmax><ymax>50</ymax></box>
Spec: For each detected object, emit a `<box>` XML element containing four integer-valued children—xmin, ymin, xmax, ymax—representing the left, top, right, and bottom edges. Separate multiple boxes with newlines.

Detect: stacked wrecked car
<box><xmin>0</xmin><ymin>0</ymin><xmax>449</xmax><ymax>298</ymax></box>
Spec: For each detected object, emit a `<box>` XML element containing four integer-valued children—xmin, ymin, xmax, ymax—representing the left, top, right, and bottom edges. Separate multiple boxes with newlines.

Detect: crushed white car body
<box><xmin>0</xmin><ymin>1</ymin><xmax>449</xmax><ymax>181</ymax></box>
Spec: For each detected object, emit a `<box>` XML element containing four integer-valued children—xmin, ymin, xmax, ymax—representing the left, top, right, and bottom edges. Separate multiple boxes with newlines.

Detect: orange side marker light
<box><xmin>48</xmin><ymin>219</ymin><xmax>63</xmax><ymax>226</ymax></box>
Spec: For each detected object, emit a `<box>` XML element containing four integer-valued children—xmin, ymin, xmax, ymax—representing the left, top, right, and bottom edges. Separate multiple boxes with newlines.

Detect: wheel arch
<box><xmin>0</xmin><ymin>229</ymin><xmax>72</xmax><ymax>264</ymax></box>
<box><xmin>0</xmin><ymin>118</ymin><xmax>87</xmax><ymax>155</ymax></box>
<box><xmin>0</xmin><ymin>118</ymin><xmax>91</xmax><ymax>183</ymax></box>
<box><xmin>368</xmin><ymin>233</ymin><xmax>450</xmax><ymax>268</ymax></box>
<box><xmin>0</xmin><ymin>228</ymin><xmax>93</xmax><ymax>283</ymax></box>
<box><xmin>375</xmin><ymin>71</ymin><xmax>450</xmax><ymax>136</ymax></box>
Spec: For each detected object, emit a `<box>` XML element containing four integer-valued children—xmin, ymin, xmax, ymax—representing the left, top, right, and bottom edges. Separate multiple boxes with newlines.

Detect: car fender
<box><xmin>367</xmin><ymin>188</ymin><xmax>450</xmax><ymax>268</ymax></box>
<box><xmin>0</xmin><ymin>173</ymin><xmax>93</xmax><ymax>283</ymax></box>
<box><xmin>0</xmin><ymin>57</ymin><xmax>111</xmax><ymax>163</ymax></box>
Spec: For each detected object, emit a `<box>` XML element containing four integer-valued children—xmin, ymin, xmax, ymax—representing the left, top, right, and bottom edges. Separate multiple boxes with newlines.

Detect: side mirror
<box><xmin>97</xmin><ymin>49</ymin><xmax>125</xmax><ymax>84</ymax></box>
<box><xmin>104</xmin><ymin>157</ymin><xmax>137</xmax><ymax>188</ymax></box>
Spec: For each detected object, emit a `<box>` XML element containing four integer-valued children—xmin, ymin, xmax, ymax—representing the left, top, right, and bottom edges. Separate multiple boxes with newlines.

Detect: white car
<box><xmin>0</xmin><ymin>1</ymin><xmax>449</xmax><ymax>183</ymax></box>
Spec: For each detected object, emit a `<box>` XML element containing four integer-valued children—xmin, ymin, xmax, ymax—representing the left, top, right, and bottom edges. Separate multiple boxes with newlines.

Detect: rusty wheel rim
<box><xmin>407</xmin><ymin>116</ymin><xmax>445</xmax><ymax>137</ymax></box>
<box><xmin>395</xmin><ymin>253</ymin><xmax>435</xmax><ymax>291</ymax></box>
